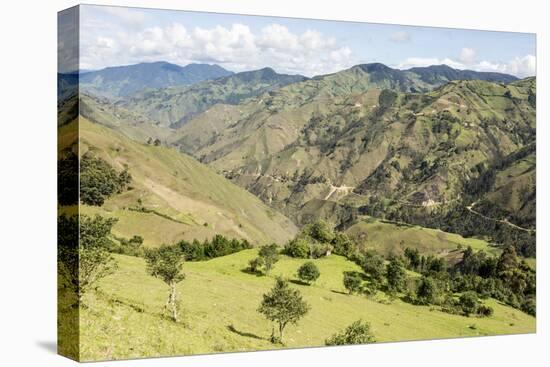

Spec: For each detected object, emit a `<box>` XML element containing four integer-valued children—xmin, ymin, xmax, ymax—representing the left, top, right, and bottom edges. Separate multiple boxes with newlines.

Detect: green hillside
<box><xmin>174</xmin><ymin>73</ymin><xmax>535</xmax><ymax>235</ymax></box>
<box><xmin>120</xmin><ymin>67</ymin><xmax>307</xmax><ymax>127</ymax></box>
<box><xmin>345</xmin><ymin>217</ymin><xmax>500</xmax><ymax>261</ymax></box>
<box><xmin>76</xmin><ymin>117</ymin><xmax>297</xmax><ymax>246</ymax></box>
<box><xmin>72</xmin><ymin>250</ymin><xmax>534</xmax><ymax>360</ymax></box>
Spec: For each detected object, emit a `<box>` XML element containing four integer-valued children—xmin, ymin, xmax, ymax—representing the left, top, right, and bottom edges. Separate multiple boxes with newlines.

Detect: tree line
<box><xmin>58</xmin><ymin>215</ymin><xmax>534</xmax><ymax>351</ymax></box>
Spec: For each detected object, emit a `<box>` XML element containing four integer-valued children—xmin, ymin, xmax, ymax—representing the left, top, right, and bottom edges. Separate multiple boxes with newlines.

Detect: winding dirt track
<box><xmin>466</xmin><ymin>201</ymin><xmax>535</xmax><ymax>234</ymax></box>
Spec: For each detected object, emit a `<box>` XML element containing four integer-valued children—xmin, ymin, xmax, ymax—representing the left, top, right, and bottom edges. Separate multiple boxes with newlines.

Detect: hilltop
<box><xmin>79</xmin><ymin>61</ymin><xmax>233</xmax><ymax>98</ymax></box>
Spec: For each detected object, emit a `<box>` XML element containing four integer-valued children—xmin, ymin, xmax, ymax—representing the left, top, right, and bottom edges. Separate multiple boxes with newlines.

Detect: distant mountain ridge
<box><xmin>406</xmin><ymin>64</ymin><xmax>518</xmax><ymax>84</ymax></box>
<box><xmin>79</xmin><ymin>61</ymin><xmax>234</xmax><ymax>97</ymax></box>
<box><xmin>119</xmin><ymin>67</ymin><xmax>308</xmax><ymax>127</ymax></box>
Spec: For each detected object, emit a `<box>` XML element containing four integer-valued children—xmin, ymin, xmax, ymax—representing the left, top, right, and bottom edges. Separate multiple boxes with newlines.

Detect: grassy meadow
<box><xmin>72</xmin><ymin>249</ymin><xmax>534</xmax><ymax>361</ymax></box>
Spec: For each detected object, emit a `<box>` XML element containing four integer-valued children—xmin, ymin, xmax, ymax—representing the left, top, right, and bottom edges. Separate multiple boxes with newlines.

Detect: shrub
<box><xmin>362</xmin><ymin>251</ymin><xmax>385</xmax><ymax>287</ymax></box>
<box><xmin>259</xmin><ymin>244</ymin><xmax>280</xmax><ymax>274</ymax></box>
<box><xmin>416</xmin><ymin>276</ymin><xmax>438</xmax><ymax>305</ymax></box>
<box><xmin>284</xmin><ymin>238</ymin><xmax>310</xmax><ymax>258</ymax></box>
<box><xmin>248</xmin><ymin>257</ymin><xmax>264</xmax><ymax>273</ymax></box>
<box><xmin>477</xmin><ymin>305</ymin><xmax>494</xmax><ymax>317</ymax></box>
<box><xmin>332</xmin><ymin>232</ymin><xmax>355</xmax><ymax>258</ymax></box>
<box><xmin>343</xmin><ymin>271</ymin><xmax>363</xmax><ymax>295</ymax></box>
<box><xmin>297</xmin><ymin>262</ymin><xmax>320</xmax><ymax>284</ymax></box>
<box><xmin>304</xmin><ymin>220</ymin><xmax>335</xmax><ymax>244</ymax></box>
<box><xmin>459</xmin><ymin>291</ymin><xmax>479</xmax><ymax>316</ymax></box>
<box><xmin>325</xmin><ymin>320</ymin><xmax>376</xmax><ymax>346</ymax></box>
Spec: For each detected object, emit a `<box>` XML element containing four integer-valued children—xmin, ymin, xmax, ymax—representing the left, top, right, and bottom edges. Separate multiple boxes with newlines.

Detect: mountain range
<box><xmin>70</xmin><ymin>60</ymin><xmax>535</xmax><ymax>256</ymax></box>
<box><xmin>79</xmin><ymin>61</ymin><xmax>233</xmax><ymax>97</ymax></box>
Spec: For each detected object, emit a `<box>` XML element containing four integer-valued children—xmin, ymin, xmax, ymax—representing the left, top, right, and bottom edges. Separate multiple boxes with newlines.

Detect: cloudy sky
<box><xmin>61</xmin><ymin>5</ymin><xmax>536</xmax><ymax>77</ymax></box>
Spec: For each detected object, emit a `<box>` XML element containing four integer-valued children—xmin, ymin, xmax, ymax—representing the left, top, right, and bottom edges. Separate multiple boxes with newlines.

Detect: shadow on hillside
<box><xmin>289</xmin><ymin>279</ymin><xmax>311</xmax><ymax>286</ymax></box>
<box><xmin>227</xmin><ymin>324</ymin><xmax>264</xmax><ymax>340</ymax></box>
<box><xmin>330</xmin><ymin>289</ymin><xmax>349</xmax><ymax>295</ymax></box>
<box><xmin>240</xmin><ymin>268</ymin><xmax>264</xmax><ymax>277</ymax></box>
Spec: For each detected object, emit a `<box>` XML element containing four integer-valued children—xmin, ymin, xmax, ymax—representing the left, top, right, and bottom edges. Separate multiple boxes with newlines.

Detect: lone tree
<box><xmin>58</xmin><ymin>214</ymin><xmax>118</xmax><ymax>304</ymax></box>
<box><xmin>386</xmin><ymin>255</ymin><xmax>407</xmax><ymax>295</ymax></box>
<box><xmin>258</xmin><ymin>243</ymin><xmax>280</xmax><ymax>274</ymax></box>
<box><xmin>258</xmin><ymin>277</ymin><xmax>310</xmax><ymax>344</ymax></box>
<box><xmin>248</xmin><ymin>256</ymin><xmax>264</xmax><ymax>273</ymax></box>
<box><xmin>145</xmin><ymin>245</ymin><xmax>185</xmax><ymax>322</ymax></box>
<box><xmin>297</xmin><ymin>261</ymin><xmax>320</xmax><ymax>285</ymax></box>
<box><xmin>325</xmin><ymin>320</ymin><xmax>376</xmax><ymax>346</ymax></box>
<box><xmin>343</xmin><ymin>271</ymin><xmax>363</xmax><ymax>295</ymax></box>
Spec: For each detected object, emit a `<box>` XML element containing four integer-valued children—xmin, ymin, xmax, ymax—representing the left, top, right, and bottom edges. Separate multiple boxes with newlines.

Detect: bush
<box><xmin>304</xmin><ymin>220</ymin><xmax>335</xmax><ymax>244</ymax></box>
<box><xmin>343</xmin><ymin>271</ymin><xmax>363</xmax><ymax>295</ymax></box>
<box><xmin>310</xmin><ymin>243</ymin><xmax>332</xmax><ymax>258</ymax></box>
<box><xmin>325</xmin><ymin>320</ymin><xmax>375</xmax><ymax>346</ymax></box>
<box><xmin>459</xmin><ymin>291</ymin><xmax>479</xmax><ymax>316</ymax></box>
<box><xmin>332</xmin><ymin>233</ymin><xmax>355</xmax><ymax>258</ymax></box>
<box><xmin>477</xmin><ymin>305</ymin><xmax>494</xmax><ymax>317</ymax></box>
<box><xmin>362</xmin><ymin>251</ymin><xmax>385</xmax><ymax>287</ymax></box>
<box><xmin>297</xmin><ymin>262</ymin><xmax>320</xmax><ymax>284</ymax></box>
<box><xmin>248</xmin><ymin>257</ymin><xmax>264</xmax><ymax>273</ymax></box>
<box><xmin>284</xmin><ymin>238</ymin><xmax>310</xmax><ymax>258</ymax></box>
<box><xmin>416</xmin><ymin>276</ymin><xmax>438</xmax><ymax>305</ymax></box>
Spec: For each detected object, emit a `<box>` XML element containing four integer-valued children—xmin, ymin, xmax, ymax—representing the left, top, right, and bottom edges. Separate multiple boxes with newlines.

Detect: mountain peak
<box><xmin>356</xmin><ymin>63</ymin><xmax>393</xmax><ymax>73</ymax></box>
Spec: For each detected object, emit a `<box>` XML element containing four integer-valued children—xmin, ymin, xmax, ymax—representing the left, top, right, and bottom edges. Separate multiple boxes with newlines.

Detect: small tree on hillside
<box><xmin>416</xmin><ymin>276</ymin><xmax>438</xmax><ymax>305</ymax></box>
<box><xmin>325</xmin><ymin>320</ymin><xmax>376</xmax><ymax>346</ymax></box>
<box><xmin>248</xmin><ymin>256</ymin><xmax>264</xmax><ymax>273</ymax></box>
<box><xmin>258</xmin><ymin>277</ymin><xmax>310</xmax><ymax>344</ymax></box>
<box><xmin>145</xmin><ymin>245</ymin><xmax>185</xmax><ymax>322</ymax></box>
<box><xmin>297</xmin><ymin>261</ymin><xmax>320</xmax><ymax>285</ymax></box>
<box><xmin>258</xmin><ymin>243</ymin><xmax>280</xmax><ymax>274</ymax></box>
<box><xmin>386</xmin><ymin>256</ymin><xmax>407</xmax><ymax>295</ymax></box>
<box><xmin>343</xmin><ymin>271</ymin><xmax>363</xmax><ymax>295</ymax></box>
<box><xmin>362</xmin><ymin>251</ymin><xmax>385</xmax><ymax>288</ymax></box>
<box><xmin>497</xmin><ymin>245</ymin><xmax>519</xmax><ymax>280</ymax></box>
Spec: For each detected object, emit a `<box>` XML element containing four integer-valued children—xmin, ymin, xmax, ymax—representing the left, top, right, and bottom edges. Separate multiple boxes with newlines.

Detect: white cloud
<box><xmin>396</xmin><ymin>53</ymin><xmax>536</xmax><ymax>78</ymax></box>
<box><xmin>389</xmin><ymin>31</ymin><xmax>411</xmax><ymax>43</ymax></box>
<box><xmin>81</xmin><ymin>22</ymin><xmax>358</xmax><ymax>76</ymax></box>
<box><xmin>459</xmin><ymin>47</ymin><xmax>476</xmax><ymax>64</ymax></box>
<box><xmin>396</xmin><ymin>57</ymin><xmax>465</xmax><ymax>70</ymax></box>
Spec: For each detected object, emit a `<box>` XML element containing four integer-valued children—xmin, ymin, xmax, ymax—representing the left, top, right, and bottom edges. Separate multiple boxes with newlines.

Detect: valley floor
<box><xmin>67</xmin><ymin>249</ymin><xmax>535</xmax><ymax>361</ymax></box>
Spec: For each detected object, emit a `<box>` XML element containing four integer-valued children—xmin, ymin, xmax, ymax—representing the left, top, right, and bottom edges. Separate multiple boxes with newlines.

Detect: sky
<box><xmin>59</xmin><ymin>5</ymin><xmax>536</xmax><ymax>77</ymax></box>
